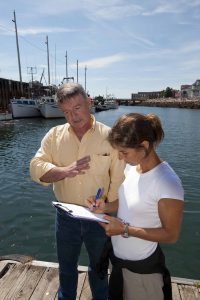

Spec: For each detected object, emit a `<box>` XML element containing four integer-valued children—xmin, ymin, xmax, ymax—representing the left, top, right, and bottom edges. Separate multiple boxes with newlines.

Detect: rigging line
<box><xmin>18</xmin><ymin>35</ymin><xmax>64</xmax><ymax>64</ymax></box>
<box><xmin>0</xmin><ymin>24</ymin><xmax>14</xmax><ymax>33</ymax></box>
<box><xmin>0</xmin><ymin>24</ymin><xmax>65</xmax><ymax>64</ymax></box>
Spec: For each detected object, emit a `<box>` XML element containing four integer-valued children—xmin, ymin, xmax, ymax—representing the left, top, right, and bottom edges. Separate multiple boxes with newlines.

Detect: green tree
<box><xmin>164</xmin><ymin>87</ymin><xmax>174</xmax><ymax>98</ymax></box>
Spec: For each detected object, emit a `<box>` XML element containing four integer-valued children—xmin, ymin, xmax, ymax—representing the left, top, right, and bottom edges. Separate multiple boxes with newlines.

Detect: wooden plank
<box><xmin>1</xmin><ymin>264</ymin><xmax>46</xmax><ymax>300</ymax></box>
<box><xmin>0</xmin><ymin>264</ymin><xmax>28</xmax><ymax>299</ymax></box>
<box><xmin>179</xmin><ymin>284</ymin><xmax>199</xmax><ymax>300</ymax></box>
<box><xmin>0</xmin><ymin>261</ymin><xmax>10</xmax><ymax>275</ymax></box>
<box><xmin>79</xmin><ymin>273</ymin><xmax>92</xmax><ymax>300</ymax></box>
<box><xmin>77</xmin><ymin>272</ymin><xmax>87</xmax><ymax>299</ymax></box>
<box><xmin>0</xmin><ymin>255</ymin><xmax>33</xmax><ymax>264</ymax></box>
<box><xmin>172</xmin><ymin>276</ymin><xmax>200</xmax><ymax>285</ymax></box>
<box><xmin>172</xmin><ymin>282</ymin><xmax>181</xmax><ymax>300</ymax></box>
<box><xmin>0</xmin><ymin>264</ymin><xmax>25</xmax><ymax>298</ymax></box>
<box><xmin>30</xmin><ymin>267</ymin><xmax>59</xmax><ymax>300</ymax></box>
<box><xmin>32</xmin><ymin>260</ymin><xmax>59</xmax><ymax>269</ymax></box>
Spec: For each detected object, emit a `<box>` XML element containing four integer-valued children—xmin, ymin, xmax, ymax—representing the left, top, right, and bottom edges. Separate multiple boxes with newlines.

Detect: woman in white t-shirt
<box><xmin>86</xmin><ymin>113</ymin><xmax>184</xmax><ymax>300</ymax></box>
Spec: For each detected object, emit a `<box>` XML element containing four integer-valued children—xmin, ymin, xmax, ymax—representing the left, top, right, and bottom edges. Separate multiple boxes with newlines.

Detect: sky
<box><xmin>0</xmin><ymin>0</ymin><xmax>200</xmax><ymax>98</ymax></box>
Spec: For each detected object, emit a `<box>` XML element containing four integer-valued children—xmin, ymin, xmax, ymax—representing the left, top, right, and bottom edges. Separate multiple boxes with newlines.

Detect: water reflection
<box><xmin>0</xmin><ymin>107</ymin><xmax>199</xmax><ymax>279</ymax></box>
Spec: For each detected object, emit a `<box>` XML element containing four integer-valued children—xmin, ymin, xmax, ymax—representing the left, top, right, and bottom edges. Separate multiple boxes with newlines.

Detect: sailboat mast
<box><xmin>46</xmin><ymin>36</ymin><xmax>50</xmax><ymax>85</ymax></box>
<box><xmin>84</xmin><ymin>65</ymin><xmax>87</xmax><ymax>91</ymax></box>
<box><xmin>12</xmin><ymin>10</ymin><xmax>23</xmax><ymax>94</ymax></box>
<box><xmin>65</xmin><ymin>51</ymin><xmax>68</xmax><ymax>80</ymax></box>
<box><xmin>76</xmin><ymin>59</ymin><xmax>79</xmax><ymax>83</ymax></box>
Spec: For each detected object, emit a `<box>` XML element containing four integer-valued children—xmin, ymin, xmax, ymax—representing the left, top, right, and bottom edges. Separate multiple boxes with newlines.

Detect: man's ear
<box><xmin>87</xmin><ymin>96</ymin><xmax>92</xmax><ymax>106</ymax></box>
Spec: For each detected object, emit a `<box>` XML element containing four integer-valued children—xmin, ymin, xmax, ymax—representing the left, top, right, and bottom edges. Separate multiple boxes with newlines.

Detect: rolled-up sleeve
<box><xmin>30</xmin><ymin>128</ymin><xmax>56</xmax><ymax>186</ymax></box>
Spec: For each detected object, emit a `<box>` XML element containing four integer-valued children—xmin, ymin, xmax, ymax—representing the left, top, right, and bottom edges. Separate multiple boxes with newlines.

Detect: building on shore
<box><xmin>181</xmin><ymin>79</ymin><xmax>200</xmax><ymax>98</ymax></box>
<box><xmin>131</xmin><ymin>90</ymin><xmax>163</xmax><ymax>101</ymax></box>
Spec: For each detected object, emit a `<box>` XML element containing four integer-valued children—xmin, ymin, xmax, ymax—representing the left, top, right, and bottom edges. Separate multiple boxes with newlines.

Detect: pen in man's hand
<box><xmin>93</xmin><ymin>188</ymin><xmax>102</xmax><ymax>207</ymax></box>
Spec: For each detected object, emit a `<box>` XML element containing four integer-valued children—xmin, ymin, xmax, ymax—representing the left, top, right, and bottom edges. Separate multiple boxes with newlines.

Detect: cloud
<box><xmin>71</xmin><ymin>53</ymin><xmax>128</xmax><ymax>69</ymax></box>
<box><xmin>127</xmin><ymin>32</ymin><xmax>155</xmax><ymax>47</ymax></box>
<box><xmin>88</xmin><ymin>3</ymin><xmax>143</xmax><ymax>20</ymax></box>
<box><xmin>180</xmin><ymin>41</ymin><xmax>200</xmax><ymax>53</ymax></box>
<box><xmin>18</xmin><ymin>27</ymin><xmax>78</xmax><ymax>36</ymax></box>
<box><xmin>18</xmin><ymin>0</ymin><xmax>143</xmax><ymax>21</ymax></box>
<box><xmin>0</xmin><ymin>24</ymin><xmax>79</xmax><ymax>36</ymax></box>
<box><xmin>142</xmin><ymin>3</ymin><xmax>183</xmax><ymax>16</ymax></box>
<box><xmin>180</xmin><ymin>59</ymin><xmax>200</xmax><ymax>70</ymax></box>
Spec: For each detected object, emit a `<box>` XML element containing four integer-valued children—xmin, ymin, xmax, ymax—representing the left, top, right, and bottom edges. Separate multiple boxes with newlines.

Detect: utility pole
<box><xmin>84</xmin><ymin>65</ymin><xmax>87</xmax><ymax>91</ymax></box>
<box><xmin>45</xmin><ymin>36</ymin><xmax>50</xmax><ymax>85</ymax></box>
<box><xmin>76</xmin><ymin>59</ymin><xmax>79</xmax><ymax>83</ymax></box>
<box><xmin>12</xmin><ymin>10</ymin><xmax>23</xmax><ymax>94</ymax></box>
<box><xmin>65</xmin><ymin>51</ymin><xmax>68</xmax><ymax>81</ymax></box>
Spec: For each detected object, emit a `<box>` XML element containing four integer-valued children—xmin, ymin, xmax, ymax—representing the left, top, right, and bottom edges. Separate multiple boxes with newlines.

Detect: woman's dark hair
<box><xmin>108</xmin><ymin>113</ymin><xmax>164</xmax><ymax>150</ymax></box>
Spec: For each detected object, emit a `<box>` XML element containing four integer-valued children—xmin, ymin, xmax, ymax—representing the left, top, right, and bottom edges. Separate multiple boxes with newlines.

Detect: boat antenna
<box><xmin>12</xmin><ymin>10</ymin><xmax>23</xmax><ymax>94</ymax></box>
<box><xmin>65</xmin><ymin>51</ymin><xmax>68</xmax><ymax>81</ymax></box>
<box><xmin>45</xmin><ymin>35</ymin><xmax>50</xmax><ymax>85</ymax></box>
<box><xmin>84</xmin><ymin>65</ymin><xmax>87</xmax><ymax>91</ymax></box>
<box><xmin>76</xmin><ymin>59</ymin><xmax>79</xmax><ymax>83</ymax></box>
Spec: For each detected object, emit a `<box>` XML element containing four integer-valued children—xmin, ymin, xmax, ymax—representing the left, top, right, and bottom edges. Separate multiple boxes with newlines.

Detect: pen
<box><xmin>93</xmin><ymin>188</ymin><xmax>102</xmax><ymax>207</ymax></box>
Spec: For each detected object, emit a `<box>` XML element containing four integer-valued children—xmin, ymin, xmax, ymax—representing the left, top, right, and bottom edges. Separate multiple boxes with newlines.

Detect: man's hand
<box><xmin>40</xmin><ymin>155</ymin><xmax>91</xmax><ymax>183</ymax></box>
<box><xmin>65</xmin><ymin>155</ymin><xmax>91</xmax><ymax>177</ymax></box>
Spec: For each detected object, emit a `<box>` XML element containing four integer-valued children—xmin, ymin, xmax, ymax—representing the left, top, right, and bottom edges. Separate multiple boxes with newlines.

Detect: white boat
<box><xmin>10</xmin><ymin>98</ymin><xmax>41</xmax><ymax>118</ymax></box>
<box><xmin>104</xmin><ymin>99</ymin><xmax>118</xmax><ymax>109</ymax></box>
<box><xmin>95</xmin><ymin>103</ymin><xmax>110</xmax><ymax>112</ymax></box>
<box><xmin>38</xmin><ymin>96</ymin><xmax>64</xmax><ymax>118</ymax></box>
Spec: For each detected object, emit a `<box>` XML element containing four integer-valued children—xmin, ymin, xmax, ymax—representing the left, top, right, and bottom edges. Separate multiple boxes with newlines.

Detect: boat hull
<box><xmin>39</xmin><ymin>103</ymin><xmax>64</xmax><ymax>118</ymax></box>
<box><xmin>10</xmin><ymin>99</ymin><xmax>41</xmax><ymax>118</ymax></box>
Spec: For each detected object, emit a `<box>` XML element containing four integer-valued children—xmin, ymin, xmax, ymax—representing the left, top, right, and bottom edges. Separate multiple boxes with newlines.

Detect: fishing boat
<box><xmin>95</xmin><ymin>102</ymin><xmax>109</xmax><ymax>112</ymax></box>
<box><xmin>104</xmin><ymin>98</ymin><xmax>118</xmax><ymax>109</ymax></box>
<box><xmin>10</xmin><ymin>98</ymin><xmax>41</xmax><ymax>118</ymax></box>
<box><xmin>38</xmin><ymin>96</ymin><xmax>64</xmax><ymax>118</ymax></box>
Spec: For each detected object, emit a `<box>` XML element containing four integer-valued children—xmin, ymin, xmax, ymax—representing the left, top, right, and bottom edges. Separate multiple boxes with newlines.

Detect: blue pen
<box><xmin>93</xmin><ymin>188</ymin><xmax>102</xmax><ymax>207</ymax></box>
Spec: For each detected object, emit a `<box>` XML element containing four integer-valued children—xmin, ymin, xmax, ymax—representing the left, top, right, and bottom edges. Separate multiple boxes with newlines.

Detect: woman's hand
<box><xmin>99</xmin><ymin>215</ymin><xmax>125</xmax><ymax>236</ymax></box>
<box><xmin>85</xmin><ymin>196</ymin><xmax>106</xmax><ymax>213</ymax></box>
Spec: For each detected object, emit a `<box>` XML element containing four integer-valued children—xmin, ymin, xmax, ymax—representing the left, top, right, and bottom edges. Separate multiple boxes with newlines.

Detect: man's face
<box><xmin>59</xmin><ymin>94</ymin><xmax>91</xmax><ymax>129</ymax></box>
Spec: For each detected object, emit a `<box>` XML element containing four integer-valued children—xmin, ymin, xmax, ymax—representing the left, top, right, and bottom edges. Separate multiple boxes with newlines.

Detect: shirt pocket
<box><xmin>90</xmin><ymin>154</ymin><xmax>111</xmax><ymax>176</ymax></box>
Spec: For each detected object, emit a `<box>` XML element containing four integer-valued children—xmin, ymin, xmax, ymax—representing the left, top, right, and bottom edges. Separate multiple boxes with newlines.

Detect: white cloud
<box><xmin>180</xmin><ymin>59</ymin><xmax>200</xmax><ymax>69</ymax></box>
<box><xmin>143</xmin><ymin>3</ymin><xmax>183</xmax><ymax>16</ymax></box>
<box><xmin>0</xmin><ymin>25</ymin><xmax>78</xmax><ymax>36</ymax></box>
<box><xmin>88</xmin><ymin>3</ymin><xmax>143</xmax><ymax>20</ymax></box>
<box><xmin>18</xmin><ymin>27</ymin><xmax>77</xmax><ymax>36</ymax></box>
<box><xmin>180</xmin><ymin>41</ymin><xmax>200</xmax><ymax>53</ymax></box>
<box><xmin>71</xmin><ymin>53</ymin><xmax>128</xmax><ymax>69</ymax></box>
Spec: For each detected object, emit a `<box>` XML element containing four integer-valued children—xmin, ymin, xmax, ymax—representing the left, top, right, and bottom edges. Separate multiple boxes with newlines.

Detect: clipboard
<box><xmin>52</xmin><ymin>201</ymin><xmax>109</xmax><ymax>223</ymax></box>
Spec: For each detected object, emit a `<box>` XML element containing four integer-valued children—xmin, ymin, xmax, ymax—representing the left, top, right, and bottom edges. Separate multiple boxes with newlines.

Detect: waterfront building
<box><xmin>181</xmin><ymin>79</ymin><xmax>200</xmax><ymax>98</ymax></box>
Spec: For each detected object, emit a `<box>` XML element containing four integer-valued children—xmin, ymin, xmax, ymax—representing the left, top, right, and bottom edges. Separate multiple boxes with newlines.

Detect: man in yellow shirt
<box><xmin>30</xmin><ymin>82</ymin><xmax>124</xmax><ymax>300</ymax></box>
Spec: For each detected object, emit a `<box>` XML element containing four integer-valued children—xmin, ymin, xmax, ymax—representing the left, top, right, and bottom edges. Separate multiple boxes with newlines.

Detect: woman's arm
<box><xmin>102</xmin><ymin>198</ymin><xmax>184</xmax><ymax>243</ymax></box>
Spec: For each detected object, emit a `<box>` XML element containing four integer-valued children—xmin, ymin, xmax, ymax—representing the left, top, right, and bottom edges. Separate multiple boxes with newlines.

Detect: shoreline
<box><xmin>134</xmin><ymin>98</ymin><xmax>200</xmax><ymax>109</ymax></box>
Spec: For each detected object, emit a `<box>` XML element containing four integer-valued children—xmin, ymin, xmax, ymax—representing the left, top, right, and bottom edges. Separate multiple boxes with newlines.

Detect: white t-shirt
<box><xmin>112</xmin><ymin>161</ymin><xmax>184</xmax><ymax>260</ymax></box>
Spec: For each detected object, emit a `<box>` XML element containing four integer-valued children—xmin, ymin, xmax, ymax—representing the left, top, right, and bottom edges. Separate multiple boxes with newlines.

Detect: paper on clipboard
<box><xmin>52</xmin><ymin>201</ymin><xmax>109</xmax><ymax>223</ymax></box>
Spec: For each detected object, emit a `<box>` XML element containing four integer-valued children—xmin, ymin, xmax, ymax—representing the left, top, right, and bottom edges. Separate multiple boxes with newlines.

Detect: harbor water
<box><xmin>0</xmin><ymin>106</ymin><xmax>199</xmax><ymax>279</ymax></box>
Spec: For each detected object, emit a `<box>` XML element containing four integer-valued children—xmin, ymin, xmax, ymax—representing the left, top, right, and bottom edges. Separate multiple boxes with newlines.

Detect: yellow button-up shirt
<box><xmin>30</xmin><ymin>116</ymin><xmax>125</xmax><ymax>206</ymax></box>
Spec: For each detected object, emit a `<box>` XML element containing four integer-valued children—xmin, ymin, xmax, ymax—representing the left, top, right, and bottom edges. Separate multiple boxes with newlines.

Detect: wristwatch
<box><xmin>122</xmin><ymin>222</ymin><xmax>129</xmax><ymax>238</ymax></box>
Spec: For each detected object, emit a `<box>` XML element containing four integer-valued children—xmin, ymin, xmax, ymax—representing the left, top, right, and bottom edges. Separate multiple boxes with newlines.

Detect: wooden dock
<box><xmin>0</xmin><ymin>255</ymin><xmax>199</xmax><ymax>299</ymax></box>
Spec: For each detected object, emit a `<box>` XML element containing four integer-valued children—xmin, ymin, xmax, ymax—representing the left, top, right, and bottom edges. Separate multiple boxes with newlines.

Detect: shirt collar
<box><xmin>67</xmin><ymin>114</ymin><xmax>96</xmax><ymax>133</ymax></box>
